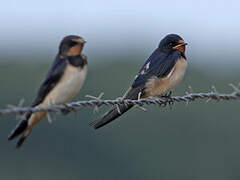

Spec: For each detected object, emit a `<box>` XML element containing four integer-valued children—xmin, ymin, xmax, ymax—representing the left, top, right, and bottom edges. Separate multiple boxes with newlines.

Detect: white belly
<box><xmin>166</xmin><ymin>57</ymin><xmax>188</xmax><ymax>91</ymax></box>
<box><xmin>43</xmin><ymin>64</ymin><xmax>87</xmax><ymax>105</ymax></box>
<box><xmin>145</xmin><ymin>57</ymin><xmax>187</xmax><ymax>97</ymax></box>
<box><xmin>28</xmin><ymin>64</ymin><xmax>87</xmax><ymax>128</ymax></box>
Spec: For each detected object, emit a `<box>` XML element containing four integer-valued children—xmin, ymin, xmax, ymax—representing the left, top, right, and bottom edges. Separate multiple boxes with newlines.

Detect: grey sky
<box><xmin>1</xmin><ymin>0</ymin><xmax>240</xmax><ymax>67</ymax></box>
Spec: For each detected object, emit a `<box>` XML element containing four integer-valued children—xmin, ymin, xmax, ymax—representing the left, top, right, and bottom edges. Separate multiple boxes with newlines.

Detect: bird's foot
<box><xmin>61</xmin><ymin>105</ymin><xmax>72</xmax><ymax>115</ymax></box>
<box><xmin>161</xmin><ymin>91</ymin><xmax>172</xmax><ymax>98</ymax></box>
<box><xmin>158</xmin><ymin>91</ymin><xmax>174</xmax><ymax>108</ymax></box>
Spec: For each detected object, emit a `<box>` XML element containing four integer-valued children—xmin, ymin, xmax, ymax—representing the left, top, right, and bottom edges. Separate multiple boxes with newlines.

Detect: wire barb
<box><xmin>0</xmin><ymin>85</ymin><xmax>240</xmax><ymax>117</ymax></box>
<box><xmin>85</xmin><ymin>92</ymin><xmax>104</xmax><ymax>113</ymax></box>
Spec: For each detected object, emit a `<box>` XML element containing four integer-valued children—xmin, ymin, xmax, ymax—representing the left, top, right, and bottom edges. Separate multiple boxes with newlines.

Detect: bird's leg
<box><xmin>158</xmin><ymin>91</ymin><xmax>174</xmax><ymax>108</ymax></box>
<box><xmin>166</xmin><ymin>91</ymin><xmax>174</xmax><ymax>108</ymax></box>
<box><xmin>161</xmin><ymin>91</ymin><xmax>172</xmax><ymax>98</ymax></box>
<box><xmin>61</xmin><ymin>105</ymin><xmax>72</xmax><ymax>115</ymax></box>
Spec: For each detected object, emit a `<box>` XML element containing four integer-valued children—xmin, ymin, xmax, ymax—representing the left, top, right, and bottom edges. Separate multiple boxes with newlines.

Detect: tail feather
<box><xmin>8</xmin><ymin>110</ymin><xmax>46</xmax><ymax>148</ymax></box>
<box><xmin>90</xmin><ymin>86</ymin><xmax>145</xmax><ymax>129</ymax></box>
<box><xmin>8</xmin><ymin>120</ymin><xmax>28</xmax><ymax>141</ymax></box>
<box><xmin>16</xmin><ymin>129</ymin><xmax>32</xmax><ymax>148</ymax></box>
<box><xmin>90</xmin><ymin>104</ymin><xmax>134</xmax><ymax>129</ymax></box>
<box><xmin>8</xmin><ymin>112</ymin><xmax>32</xmax><ymax>148</ymax></box>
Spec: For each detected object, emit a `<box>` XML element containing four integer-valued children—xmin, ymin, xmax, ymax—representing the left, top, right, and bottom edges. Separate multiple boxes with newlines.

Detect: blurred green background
<box><xmin>1</xmin><ymin>0</ymin><xmax>240</xmax><ymax>179</ymax></box>
<box><xmin>1</xmin><ymin>58</ymin><xmax>240</xmax><ymax>180</ymax></box>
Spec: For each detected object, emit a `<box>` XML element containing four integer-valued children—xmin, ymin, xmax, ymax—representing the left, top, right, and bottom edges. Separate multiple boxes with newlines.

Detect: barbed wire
<box><xmin>0</xmin><ymin>84</ymin><xmax>240</xmax><ymax>117</ymax></box>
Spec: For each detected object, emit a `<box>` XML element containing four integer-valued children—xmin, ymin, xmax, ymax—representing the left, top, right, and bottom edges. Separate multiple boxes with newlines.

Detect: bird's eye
<box><xmin>169</xmin><ymin>42</ymin><xmax>173</xmax><ymax>47</ymax></box>
<box><xmin>70</xmin><ymin>41</ymin><xmax>77</xmax><ymax>47</ymax></box>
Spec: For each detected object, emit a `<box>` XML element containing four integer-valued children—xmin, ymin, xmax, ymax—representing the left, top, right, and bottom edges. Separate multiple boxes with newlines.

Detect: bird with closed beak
<box><xmin>8</xmin><ymin>35</ymin><xmax>88</xmax><ymax>148</ymax></box>
<box><xmin>91</xmin><ymin>34</ymin><xmax>188</xmax><ymax>129</ymax></box>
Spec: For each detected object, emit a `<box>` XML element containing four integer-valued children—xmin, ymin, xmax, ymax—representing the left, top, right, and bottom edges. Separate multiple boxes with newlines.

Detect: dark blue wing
<box><xmin>31</xmin><ymin>55</ymin><xmax>67</xmax><ymax>107</ymax></box>
<box><xmin>132</xmin><ymin>49</ymin><xmax>181</xmax><ymax>88</ymax></box>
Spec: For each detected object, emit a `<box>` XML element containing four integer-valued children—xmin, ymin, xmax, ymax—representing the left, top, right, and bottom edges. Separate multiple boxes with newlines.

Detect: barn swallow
<box><xmin>8</xmin><ymin>35</ymin><xmax>88</xmax><ymax>148</ymax></box>
<box><xmin>91</xmin><ymin>34</ymin><xmax>188</xmax><ymax>129</ymax></box>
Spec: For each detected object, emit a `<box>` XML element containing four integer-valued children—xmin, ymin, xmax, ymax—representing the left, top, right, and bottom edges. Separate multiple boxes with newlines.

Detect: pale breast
<box><xmin>167</xmin><ymin>57</ymin><xmax>188</xmax><ymax>90</ymax></box>
<box><xmin>43</xmin><ymin>64</ymin><xmax>87</xmax><ymax>105</ymax></box>
<box><xmin>145</xmin><ymin>58</ymin><xmax>187</xmax><ymax>97</ymax></box>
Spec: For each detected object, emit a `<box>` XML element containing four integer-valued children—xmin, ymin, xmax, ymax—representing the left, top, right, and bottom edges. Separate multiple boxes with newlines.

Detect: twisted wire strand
<box><xmin>0</xmin><ymin>85</ymin><xmax>240</xmax><ymax>116</ymax></box>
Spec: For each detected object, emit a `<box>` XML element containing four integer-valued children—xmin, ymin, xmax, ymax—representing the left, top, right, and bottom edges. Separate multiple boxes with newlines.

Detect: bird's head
<box><xmin>59</xmin><ymin>35</ymin><xmax>86</xmax><ymax>56</ymax></box>
<box><xmin>158</xmin><ymin>34</ymin><xmax>187</xmax><ymax>53</ymax></box>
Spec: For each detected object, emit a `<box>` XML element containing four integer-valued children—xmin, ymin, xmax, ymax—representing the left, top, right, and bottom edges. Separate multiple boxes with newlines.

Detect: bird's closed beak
<box><xmin>179</xmin><ymin>42</ymin><xmax>188</xmax><ymax>46</ymax></box>
<box><xmin>173</xmin><ymin>40</ymin><xmax>187</xmax><ymax>52</ymax></box>
<box><xmin>173</xmin><ymin>42</ymin><xmax>188</xmax><ymax>49</ymax></box>
<box><xmin>72</xmin><ymin>38</ymin><xmax>86</xmax><ymax>44</ymax></box>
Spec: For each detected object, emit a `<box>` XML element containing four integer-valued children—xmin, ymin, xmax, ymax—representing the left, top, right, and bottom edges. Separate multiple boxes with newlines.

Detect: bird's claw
<box><xmin>166</xmin><ymin>98</ymin><xmax>174</xmax><ymax>109</ymax></box>
<box><xmin>61</xmin><ymin>105</ymin><xmax>72</xmax><ymax>115</ymax></box>
<box><xmin>161</xmin><ymin>91</ymin><xmax>172</xmax><ymax>98</ymax></box>
<box><xmin>158</xmin><ymin>91</ymin><xmax>174</xmax><ymax>109</ymax></box>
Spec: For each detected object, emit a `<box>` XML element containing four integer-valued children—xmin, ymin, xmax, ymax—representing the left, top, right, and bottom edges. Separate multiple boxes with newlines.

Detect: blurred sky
<box><xmin>1</xmin><ymin>0</ymin><xmax>240</xmax><ymax>68</ymax></box>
